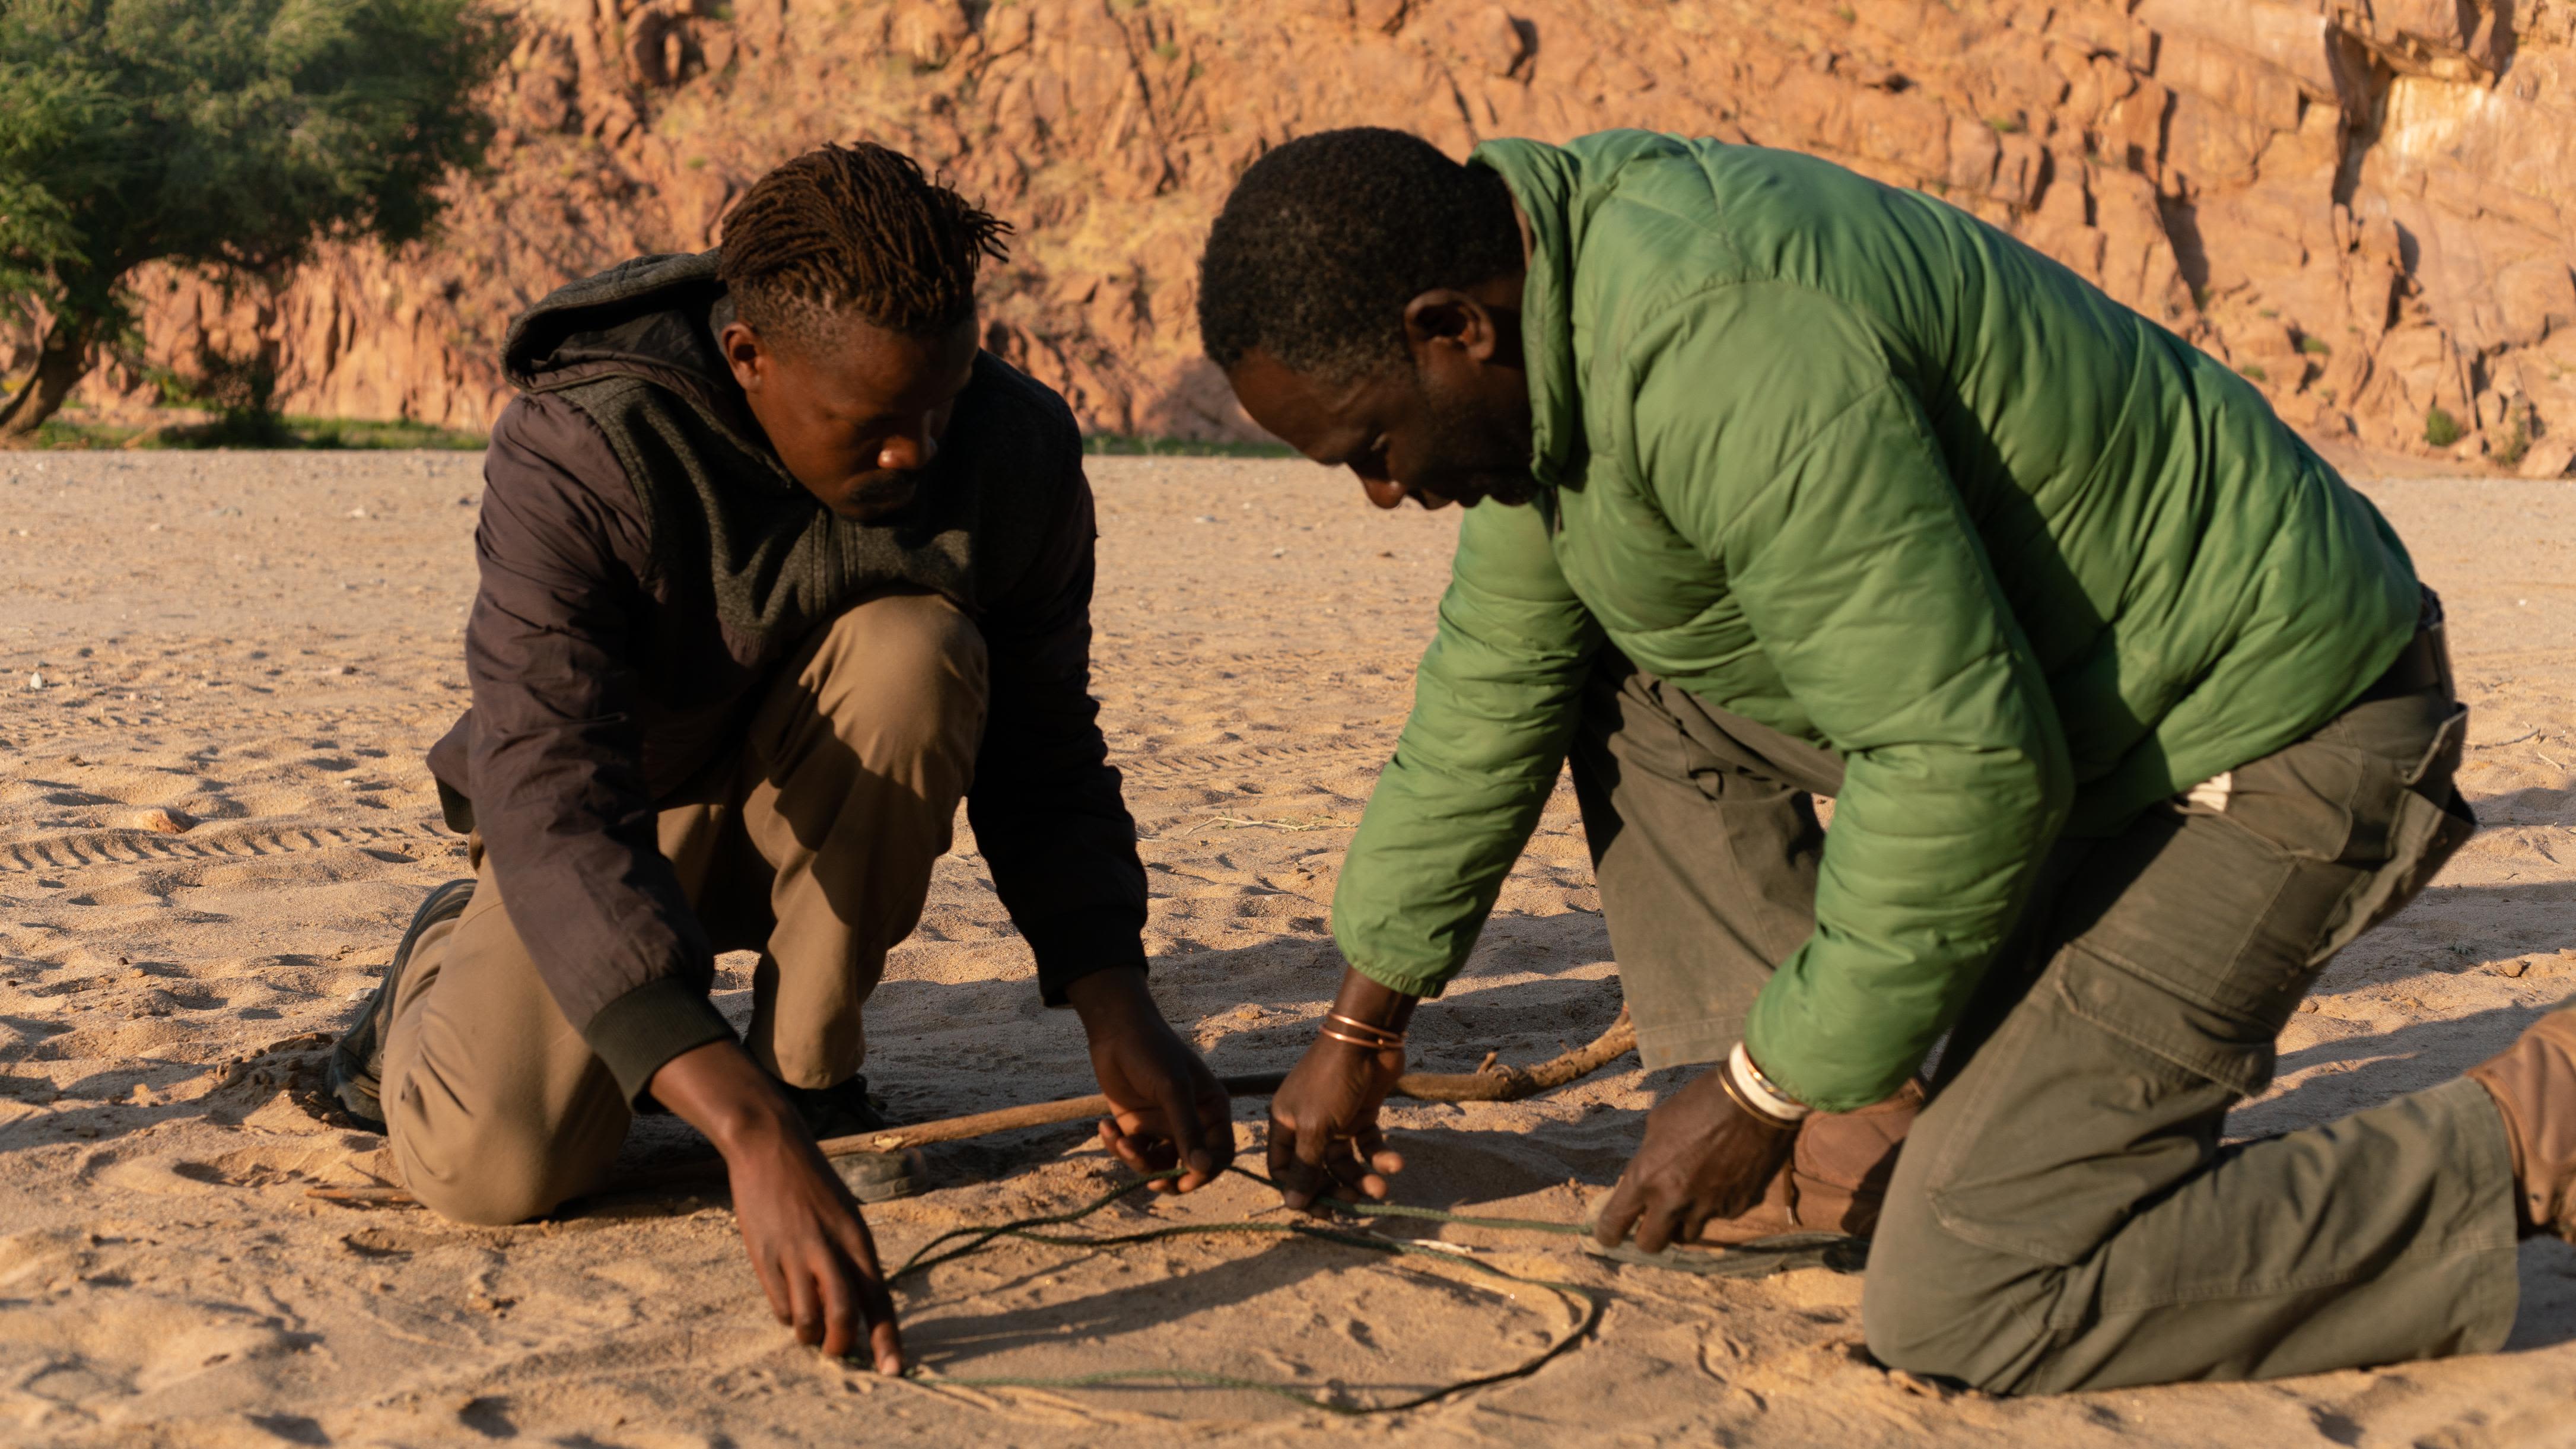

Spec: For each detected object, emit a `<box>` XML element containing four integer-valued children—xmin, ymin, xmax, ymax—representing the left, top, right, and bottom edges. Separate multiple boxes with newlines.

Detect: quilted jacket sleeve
<box><xmin>1328</xmin><ymin>498</ymin><xmax>1604</xmax><ymax>997</ymax></box>
<box><xmin>1627</xmin><ymin>281</ymin><xmax>2072</xmax><ymax>1111</ymax></box>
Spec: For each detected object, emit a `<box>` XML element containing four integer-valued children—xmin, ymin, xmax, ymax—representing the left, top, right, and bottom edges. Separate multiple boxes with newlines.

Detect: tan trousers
<box><xmin>384</xmin><ymin>590</ymin><xmax>988</xmax><ymax>1224</ymax></box>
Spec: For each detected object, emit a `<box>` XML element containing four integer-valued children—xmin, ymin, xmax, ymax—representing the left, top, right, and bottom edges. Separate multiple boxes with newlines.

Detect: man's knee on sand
<box><xmin>390</xmin><ymin>1104</ymin><xmax>615</xmax><ymax>1227</ymax></box>
<box><xmin>1858</xmin><ymin>1197</ymin><xmax>2060</xmax><ymax>1394</ymax></box>
<box><xmin>796</xmin><ymin>589</ymin><xmax>989</xmax><ymax>767</ymax></box>
<box><xmin>403</xmin><ymin>1167</ymin><xmax>556</xmax><ymax>1227</ymax></box>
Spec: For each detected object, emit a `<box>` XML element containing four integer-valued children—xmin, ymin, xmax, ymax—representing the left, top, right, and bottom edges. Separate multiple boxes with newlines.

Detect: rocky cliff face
<box><xmin>70</xmin><ymin>0</ymin><xmax>2576</xmax><ymax>472</ymax></box>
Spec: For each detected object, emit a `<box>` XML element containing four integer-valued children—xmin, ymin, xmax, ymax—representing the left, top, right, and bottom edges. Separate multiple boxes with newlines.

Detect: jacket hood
<box><xmin>502</xmin><ymin>249</ymin><xmax>735</xmax><ymax>409</ymax></box>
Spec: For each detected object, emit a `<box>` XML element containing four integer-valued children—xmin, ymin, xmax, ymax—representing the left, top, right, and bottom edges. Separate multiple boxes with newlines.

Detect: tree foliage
<box><xmin>0</xmin><ymin>0</ymin><xmax>510</xmax><ymax>437</ymax></box>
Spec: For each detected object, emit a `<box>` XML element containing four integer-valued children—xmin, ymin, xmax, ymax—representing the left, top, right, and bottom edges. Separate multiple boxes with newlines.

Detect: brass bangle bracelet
<box><xmin>1715</xmin><ymin>1062</ymin><xmax>1800</xmax><ymax>1132</ymax></box>
<box><xmin>1318</xmin><ymin>1025</ymin><xmax>1406</xmax><ymax>1052</ymax></box>
<box><xmin>1322</xmin><ymin>1011</ymin><xmax>1405</xmax><ymax>1047</ymax></box>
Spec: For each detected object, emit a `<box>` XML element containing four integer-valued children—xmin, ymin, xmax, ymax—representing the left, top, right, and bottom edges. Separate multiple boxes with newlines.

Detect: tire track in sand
<box><xmin>1116</xmin><ymin>735</ymin><xmax>1388</xmax><ymax>783</ymax></box>
<box><xmin>1</xmin><ymin>820</ymin><xmax>452</xmax><ymax>875</ymax></box>
<box><xmin>5</xmin><ymin>739</ymin><xmax>1395</xmax><ymax>876</ymax></box>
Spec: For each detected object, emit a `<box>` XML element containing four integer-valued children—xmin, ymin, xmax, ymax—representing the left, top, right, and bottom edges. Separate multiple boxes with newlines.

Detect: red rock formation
<box><xmin>41</xmin><ymin>0</ymin><xmax>2576</xmax><ymax>472</ymax></box>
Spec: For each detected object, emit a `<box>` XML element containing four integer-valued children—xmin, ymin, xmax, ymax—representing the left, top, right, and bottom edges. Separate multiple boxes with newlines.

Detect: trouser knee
<box><xmin>406</xmin><ymin>1171</ymin><xmax>556</xmax><ymax>1227</ymax></box>
<box><xmin>381</xmin><ymin>951</ymin><xmax>627</xmax><ymax>1228</ymax></box>
<box><xmin>391</xmin><ymin>1107</ymin><xmax>596</xmax><ymax>1226</ymax></box>
<box><xmin>803</xmin><ymin>589</ymin><xmax>988</xmax><ymax>768</ymax></box>
<box><xmin>1859</xmin><ymin>1204</ymin><xmax>2060</xmax><ymax>1394</ymax></box>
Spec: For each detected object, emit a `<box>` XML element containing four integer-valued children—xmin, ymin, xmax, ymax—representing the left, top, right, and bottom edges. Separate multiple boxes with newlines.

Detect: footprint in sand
<box><xmin>89</xmin><ymin>1137</ymin><xmax>390</xmax><ymax>1197</ymax></box>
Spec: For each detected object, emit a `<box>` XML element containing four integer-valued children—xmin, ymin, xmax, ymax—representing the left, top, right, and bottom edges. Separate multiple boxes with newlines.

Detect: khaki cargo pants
<box><xmin>1572</xmin><ymin>654</ymin><xmax>2514</xmax><ymax>1393</ymax></box>
<box><xmin>383</xmin><ymin>590</ymin><xmax>985</xmax><ymax>1225</ymax></box>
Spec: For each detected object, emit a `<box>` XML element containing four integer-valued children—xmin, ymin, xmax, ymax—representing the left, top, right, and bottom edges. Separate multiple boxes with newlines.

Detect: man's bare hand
<box><xmin>651</xmin><ymin>1040</ymin><xmax>905</xmax><ymax>1371</ymax></box>
<box><xmin>1268</xmin><ymin>1036</ymin><xmax>1407</xmax><ymax>1210</ymax></box>
<box><xmin>1592</xmin><ymin>1066</ymin><xmax>1798</xmax><ymax>1253</ymax></box>
<box><xmin>1266</xmin><ymin>967</ymin><xmax>1417</xmax><ymax>1212</ymax></box>
<box><xmin>1066</xmin><ymin>967</ymin><xmax>1234</xmax><ymax>1192</ymax></box>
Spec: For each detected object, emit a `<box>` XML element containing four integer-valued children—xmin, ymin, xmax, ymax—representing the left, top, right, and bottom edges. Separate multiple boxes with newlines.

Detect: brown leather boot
<box><xmin>1694</xmin><ymin>1078</ymin><xmax>1924</xmax><ymax>1244</ymax></box>
<box><xmin>2466</xmin><ymin>1009</ymin><xmax>2576</xmax><ymax>1239</ymax></box>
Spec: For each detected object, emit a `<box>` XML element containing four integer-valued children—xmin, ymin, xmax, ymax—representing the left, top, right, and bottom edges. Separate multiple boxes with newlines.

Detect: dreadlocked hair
<box><xmin>719</xmin><ymin>141</ymin><xmax>1012</xmax><ymax>346</ymax></box>
<box><xmin>1197</xmin><ymin>128</ymin><xmax>1522</xmax><ymax>382</ymax></box>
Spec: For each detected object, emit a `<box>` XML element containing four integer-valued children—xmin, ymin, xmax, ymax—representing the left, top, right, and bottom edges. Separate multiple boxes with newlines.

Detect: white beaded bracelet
<box><xmin>1728</xmin><ymin>1042</ymin><xmax>1812</xmax><ymax>1124</ymax></box>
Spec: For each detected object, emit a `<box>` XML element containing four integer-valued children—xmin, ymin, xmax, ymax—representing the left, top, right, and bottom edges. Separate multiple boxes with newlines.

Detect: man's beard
<box><xmin>1409</xmin><ymin>374</ymin><xmax>1538</xmax><ymax>506</ymax></box>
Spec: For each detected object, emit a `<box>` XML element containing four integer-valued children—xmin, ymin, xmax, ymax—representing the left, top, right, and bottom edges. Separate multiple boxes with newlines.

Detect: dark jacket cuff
<box><xmin>1024</xmin><ymin>904</ymin><xmax>1149</xmax><ymax>1006</ymax></box>
<box><xmin>584</xmin><ymin>977</ymin><xmax>737</xmax><ymax>1103</ymax></box>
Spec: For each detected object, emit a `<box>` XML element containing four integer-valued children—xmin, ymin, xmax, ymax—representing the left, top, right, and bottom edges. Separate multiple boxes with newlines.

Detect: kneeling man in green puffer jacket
<box><xmin>1198</xmin><ymin>126</ymin><xmax>2575</xmax><ymax>1394</ymax></box>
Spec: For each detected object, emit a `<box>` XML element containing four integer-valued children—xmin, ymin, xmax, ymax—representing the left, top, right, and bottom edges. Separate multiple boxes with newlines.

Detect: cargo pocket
<box><xmin>2307</xmin><ymin>704</ymin><xmax>2474</xmax><ymax>969</ymax></box>
<box><xmin>2055</xmin><ymin>945</ymin><xmax>2279</xmax><ymax>1098</ymax></box>
<box><xmin>1920</xmin><ymin>945</ymin><xmax>2272</xmax><ymax>1267</ymax></box>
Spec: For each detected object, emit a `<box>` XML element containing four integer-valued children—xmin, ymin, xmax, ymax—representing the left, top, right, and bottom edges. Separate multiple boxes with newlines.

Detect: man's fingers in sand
<box><xmin>1151</xmin><ymin>1077</ymin><xmax>1214</xmax><ymax>1193</ymax></box>
<box><xmin>1629</xmin><ymin>1193</ymin><xmax>1691</xmax><ymax>1254</ymax></box>
<box><xmin>1267</xmin><ymin>1114</ymin><xmax>1329</xmax><ymax>1208</ymax></box>
<box><xmin>1321</xmin><ymin>1140</ymin><xmax>1392</xmax><ymax>1203</ymax></box>
<box><xmin>1681</xmin><ymin>1203</ymin><xmax>1716</xmax><ymax>1247</ymax></box>
<box><xmin>785</xmin><ymin>1255</ymin><xmax>826</xmax><ymax>1347</ymax></box>
<box><xmin>1334</xmin><ymin>1125</ymin><xmax>1401</xmax><ymax>1200</ymax></box>
<box><xmin>1097</xmin><ymin>1116</ymin><xmax>1146</xmax><ymax>1170</ymax></box>
<box><xmin>824</xmin><ymin>1203</ymin><xmax>906</xmax><ymax>1374</ymax></box>
<box><xmin>752</xmin><ymin>1245</ymin><xmax>794</xmax><ymax>1326</ymax></box>
<box><xmin>1273</xmin><ymin>1127</ymin><xmax>1394</xmax><ymax>1212</ymax></box>
<box><xmin>1354</xmin><ymin>1124</ymin><xmax>1401</xmax><ymax>1177</ymax></box>
<box><xmin>813</xmin><ymin>1250</ymin><xmax>860</xmax><ymax>1359</ymax></box>
<box><xmin>869</xmin><ymin>1317</ymin><xmax>904</xmax><ymax>1379</ymax></box>
<box><xmin>1096</xmin><ymin>1115</ymin><xmax>1180</xmax><ymax>1180</ymax></box>
<box><xmin>1593</xmin><ymin>1174</ymin><xmax>1645</xmax><ymax>1248</ymax></box>
<box><xmin>1188</xmin><ymin>1074</ymin><xmax>1239</xmax><ymax>1180</ymax></box>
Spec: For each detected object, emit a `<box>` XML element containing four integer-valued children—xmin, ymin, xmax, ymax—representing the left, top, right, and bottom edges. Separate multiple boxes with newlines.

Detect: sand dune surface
<box><xmin>2</xmin><ymin>451</ymin><xmax>2573</xmax><ymax>1446</ymax></box>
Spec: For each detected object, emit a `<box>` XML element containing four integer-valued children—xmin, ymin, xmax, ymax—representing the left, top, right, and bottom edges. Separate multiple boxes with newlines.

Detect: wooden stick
<box><xmin>1391</xmin><ymin>1006</ymin><xmax>1636</xmax><ymax>1104</ymax></box>
<box><xmin>305</xmin><ymin>1009</ymin><xmax>1636</xmax><ymax>1210</ymax></box>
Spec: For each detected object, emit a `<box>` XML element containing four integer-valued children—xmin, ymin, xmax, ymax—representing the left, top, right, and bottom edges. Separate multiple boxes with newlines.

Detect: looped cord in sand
<box><xmin>886</xmin><ymin>1165</ymin><xmax>1863</xmax><ymax>1415</ymax></box>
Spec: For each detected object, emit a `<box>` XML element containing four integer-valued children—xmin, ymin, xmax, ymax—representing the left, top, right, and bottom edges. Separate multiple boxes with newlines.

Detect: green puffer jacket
<box><xmin>1332</xmin><ymin>131</ymin><xmax>2421</xmax><ymax>1111</ymax></box>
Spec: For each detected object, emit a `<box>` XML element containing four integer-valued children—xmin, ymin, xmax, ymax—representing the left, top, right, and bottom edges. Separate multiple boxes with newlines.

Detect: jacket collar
<box><xmin>1472</xmin><ymin>131</ymin><xmax>1714</xmax><ymax>498</ymax></box>
<box><xmin>1468</xmin><ymin>138</ymin><xmax>1585</xmax><ymax>493</ymax></box>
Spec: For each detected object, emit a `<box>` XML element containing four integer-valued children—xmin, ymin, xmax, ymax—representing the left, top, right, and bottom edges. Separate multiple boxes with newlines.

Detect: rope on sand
<box><xmin>306</xmin><ymin>1009</ymin><xmax>1642</xmax><ymax>1210</ymax></box>
<box><xmin>888</xmin><ymin>1165</ymin><xmax>1860</xmax><ymax>1415</ymax></box>
<box><xmin>295</xmin><ymin>1008</ymin><xmax>1866</xmax><ymax>1415</ymax></box>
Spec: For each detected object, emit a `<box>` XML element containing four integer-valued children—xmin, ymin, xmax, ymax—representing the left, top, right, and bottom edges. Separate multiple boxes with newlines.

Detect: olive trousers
<box><xmin>1569</xmin><ymin>656</ymin><xmax>2518</xmax><ymax>1393</ymax></box>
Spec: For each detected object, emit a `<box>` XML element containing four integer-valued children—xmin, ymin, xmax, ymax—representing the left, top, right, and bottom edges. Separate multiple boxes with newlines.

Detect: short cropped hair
<box><xmin>718</xmin><ymin>141</ymin><xmax>1010</xmax><ymax>344</ymax></box>
<box><xmin>1197</xmin><ymin>128</ymin><xmax>1522</xmax><ymax>382</ymax></box>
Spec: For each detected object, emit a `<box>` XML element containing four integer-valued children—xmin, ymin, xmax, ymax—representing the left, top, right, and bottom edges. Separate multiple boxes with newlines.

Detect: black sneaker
<box><xmin>325</xmin><ymin>877</ymin><xmax>475</xmax><ymax>1132</ymax></box>
<box><xmin>780</xmin><ymin>1075</ymin><xmax>921</xmax><ymax>1203</ymax></box>
<box><xmin>834</xmin><ymin>1148</ymin><xmax>924</xmax><ymax>1204</ymax></box>
<box><xmin>780</xmin><ymin>1073</ymin><xmax>891</xmax><ymax>1141</ymax></box>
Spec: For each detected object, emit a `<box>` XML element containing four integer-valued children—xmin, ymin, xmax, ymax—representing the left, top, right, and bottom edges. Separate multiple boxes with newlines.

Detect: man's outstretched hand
<box><xmin>1592</xmin><ymin>1064</ymin><xmax>1798</xmax><ymax>1253</ymax></box>
<box><xmin>1265</xmin><ymin>967</ymin><xmax>1417</xmax><ymax>1212</ymax></box>
<box><xmin>651</xmin><ymin>1040</ymin><xmax>905</xmax><ymax>1372</ymax></box>
<box><xmin>1066</xmin><ymin>967</ymin><xmax>1235</xmax><ymax>1193</ymax></box>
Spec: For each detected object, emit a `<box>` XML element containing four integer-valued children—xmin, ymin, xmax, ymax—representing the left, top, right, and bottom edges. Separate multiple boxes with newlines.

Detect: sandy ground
<box><xmin>2</xmin><ymin>449</ymin><xmax>2573</xmax><ymax>1447</ymax></box>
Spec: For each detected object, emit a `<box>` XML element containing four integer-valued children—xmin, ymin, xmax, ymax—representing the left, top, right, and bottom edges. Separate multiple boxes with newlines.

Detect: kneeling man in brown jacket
<box><xmin>325</xmin><ymin>143</ymin><xmax>1232</xmax><ymax>1374</ymax></box>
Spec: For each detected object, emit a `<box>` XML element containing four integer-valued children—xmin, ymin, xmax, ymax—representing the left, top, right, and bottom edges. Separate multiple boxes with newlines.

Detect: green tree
<box><xmin>0</xmin><ymin>0</ymin><xmax>508</xmax><ymax>441</ymax></box>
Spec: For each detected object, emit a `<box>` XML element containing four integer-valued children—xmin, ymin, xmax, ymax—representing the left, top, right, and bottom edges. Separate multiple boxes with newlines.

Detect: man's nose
<box><xmin>878</xmin><ymin>420</ymin><xmax>940</xmax><ymax>472</ymax></box>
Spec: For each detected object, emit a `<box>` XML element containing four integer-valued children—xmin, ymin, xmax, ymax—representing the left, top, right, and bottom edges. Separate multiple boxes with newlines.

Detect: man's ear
<box><xmin>718</xmin><ymin>320</ymin><xmax>768</xmax><ymax>393</ymax></box>
<box><xmin>1401</xmin><ymin>290</ymin><xmax>1505</xmax><ymax>366</ymax></box>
